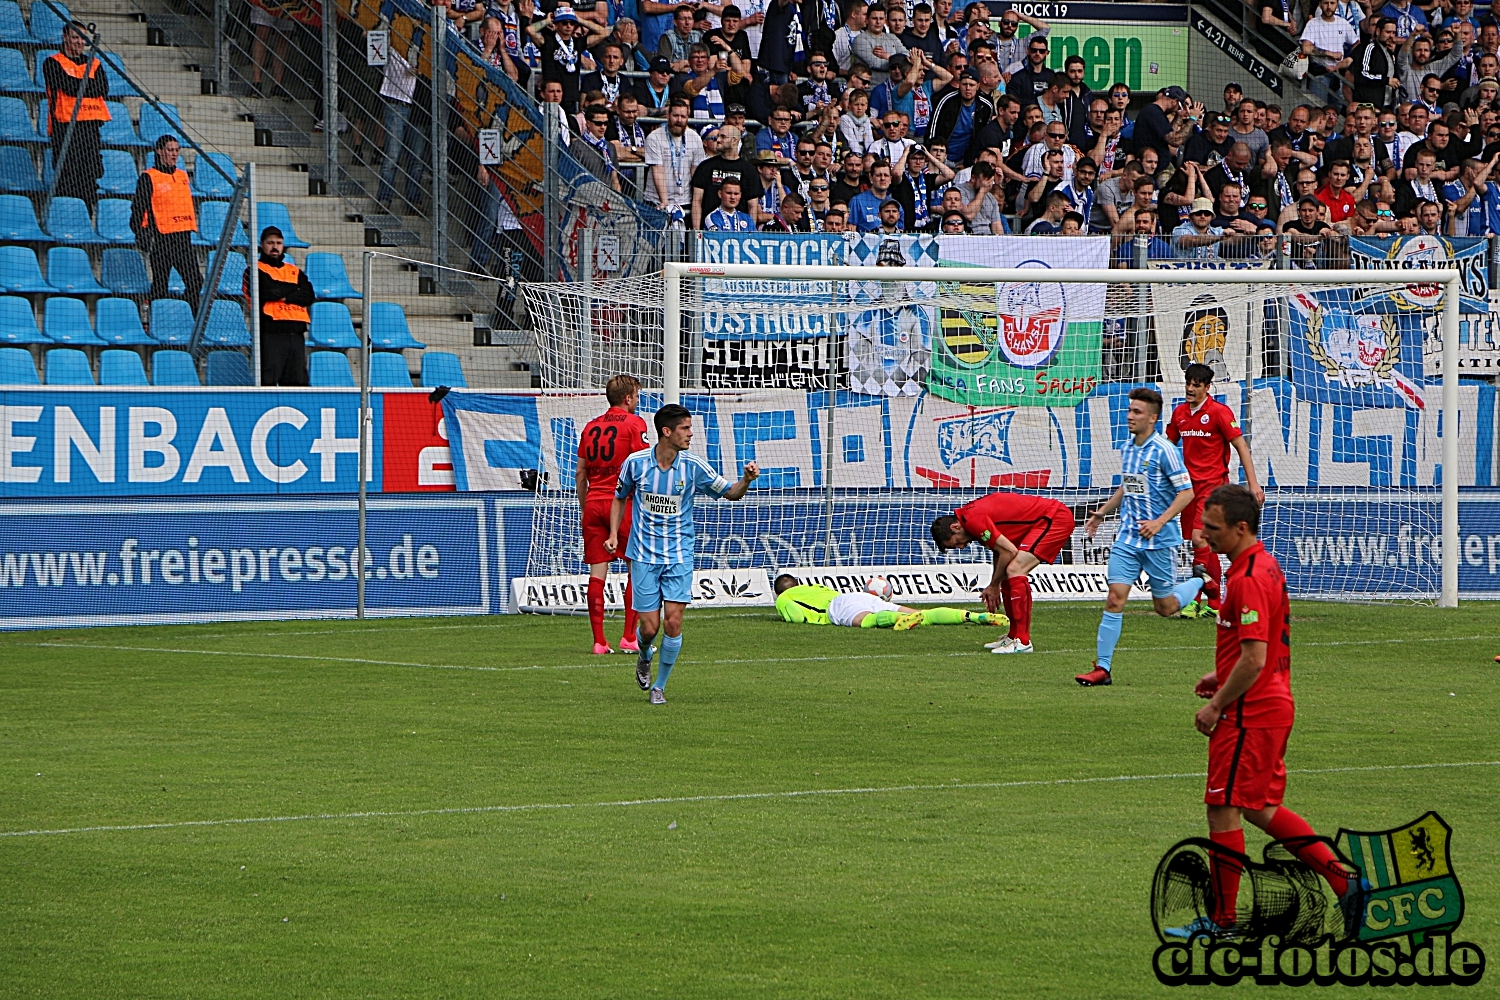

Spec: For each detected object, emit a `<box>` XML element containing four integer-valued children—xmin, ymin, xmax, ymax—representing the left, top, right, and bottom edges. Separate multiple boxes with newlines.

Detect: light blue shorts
<box><xmin>1107</xmin><ymin>542</ymin><xmax>1178</xmax><ymax>598</ymax></box>
<box><xmin>631</xmin><ymin>560</ymin><xmax>694</xmax><ymax>611</ymax></box>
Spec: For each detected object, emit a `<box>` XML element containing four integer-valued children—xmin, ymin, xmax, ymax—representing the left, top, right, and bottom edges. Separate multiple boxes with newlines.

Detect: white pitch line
<box><xmin>3</xmin><ymin>760</ymin><xmax>1496</xmax><ymax>840</ymax></box>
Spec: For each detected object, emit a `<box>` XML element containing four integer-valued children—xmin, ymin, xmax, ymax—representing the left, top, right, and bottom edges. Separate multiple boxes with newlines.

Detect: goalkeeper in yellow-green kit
<box><xmin>773</xmin><ymin>575</ymin><xmax>1008</xmax><ymax>631</ymax></box>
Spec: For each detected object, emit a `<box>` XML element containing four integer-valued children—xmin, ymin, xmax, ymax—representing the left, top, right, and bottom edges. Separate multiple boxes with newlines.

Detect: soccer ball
<box><xmin>865</xmin><ymin>576</ymin><xmax>893</xmax><ymax>601</ymax></box>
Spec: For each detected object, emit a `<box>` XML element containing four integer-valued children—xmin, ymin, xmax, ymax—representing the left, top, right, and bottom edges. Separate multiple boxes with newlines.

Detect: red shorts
<box><xmin>1205</xmin><ymin>724</ymin><xmax>1289</xmax><ymax>810</ymax></box>
<box><xmin>581</xmin><ymin>499</ymin><xmax>630</xmax><ymax>565</ymax></box>
<box><xmin>1182</xmin><ymin>479</ymin><xmax>1228</xmax><ymax>538</ymax></box>
<box><xmin>1014</xmin><ymin>507</ymin><xmax>1076</xmax><ymax>565</ymax></box>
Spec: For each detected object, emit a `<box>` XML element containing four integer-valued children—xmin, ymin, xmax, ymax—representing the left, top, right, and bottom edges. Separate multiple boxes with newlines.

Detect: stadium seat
<box><xmin>202</xmin><ymin>299</ymin><xmax>249</xmax><ymax>347</ymax></box>
<box><xmin>309</xmin><ymin>350</ymin><xmax>355</xmax><ymax>387</ymax></box>
<box><xmin>44</xmin><ymin>347</ymin><xmax>93</xmax><ymax>384</ymax></box>
<box><xmin>194</xmin><ymin>199</ymin><xmax>248</xmax><ymax>247</ymax></box>
<box><xmin>367</xmin><ymin>302</ymin><xmax>426</xmax><ymax>349</ymax></box>
<box><xmin>0</xmin><ymin>344</ymin><xmax>39</xmax><ymax>382</ymax></box>
<box><xmin>420</xmin><ymin>351</ymin><xmax>467</xmax><ymax>388</ymax></box>
<box><xmin>0</xmin><ymin>0</ymin><xmax>36</xmax><ymax>43</ymax></box>
<box><xmin>95</xmin><ymin>297</ymin><xmax>152</xmax><ymax>346</ymax></box>
<box><xmin>0</xmin><ymin>47</ymin><xmax>41</xmax><ymax>94</ymax></box>
<box><xmin>167</xmin><ymin>266</ymin><xmax>184</xmax><ymax>296</ymax></box>
<box><xmin>97</xmin><ymin>149</ymin><xmax>137</xmax><ymax>196</ymax></box>
<box><xmin>255</xmin><ymin>201</ymin><xmax>309</xmax><ymax>247</ymax></box>
<box><xmin>150</xmin><ymin>348</ymin><xmax>198</xmax><ymax>386</ymax></box>
<box><xmin>45</xmin><ymin>196</ymin><xmax>105</xmax><ymax>243</ymax></box>
<box><xmin>101</xmin><ymin>247</ymin><xmax>149</xmax><ymax>295</ymax></box>
<box><xmin>306</xmin><ymin>252</ymin><xmax>361</xmax><ymax>299</ymax></box>
<box><xmin>46</xmin><ymin>246</ymin><xmax>108</xmax><ymax>294</ymax></box>
<box><xmin>206</xmin><ymin>250</ymin><xmax>246</xmax><ymax>297</ymax></box>
<box><xmin>99</xmin><ymin>348</ymin><xmax>147</xmax><ymax>385</ymax></box>
<box><xmin>138</xmin><ymin>102</ymin><xmax>185</xmax><ymax>146</ymax></box>
<box><xmin>206</xmin><ymin>349</ymin><xmax>251</xmax><ymax>386</ymax></box>
<box><xmin>43</xmin><ymin>296</ymin><xmax>101</xmax><ymax>344</ymax></box>
<box><xmin>369</xmin><ymin>351</ymin><xmax>413</xmax><ymax>387</ymax></box>
<box><xmin>97</xmin><ymin>53</ymin><xmax>139</xmax><ymax>99</ymax></box>
<box><xmin>0</xmin><ymin>146</ymin><xmax>44</xmax><ymax>194</ymax></box>
<box><xmin>0</xmin><ymin>246</ymin><xmax>55</xmax><ymax>293</ymax></box>
<box><xmin>0</xmin><ymin>96</ymin><xmax>43</xmax><ymax>144</ymax></box>
<box><xmin>190</xmin><ymin>153</ymin><xmax>237</xmax><ymax>199</ymax></box>
<box><xmin>0</xmin><ymin>295</ymin><xmax>42</xmax><ymax>343</ymax></box>
<box><xmin>309</xmin><ymin>301</ymin><xmax>361</xmax><ymax>348</ymax></box>
<box><xmin>148</xmin><ymin>297</ymin><xmax>193</xmax><ymax>345</ymax></box>
<box><xmin>0</xmin><ymin>194</ymin><xmax>46</xmax><ymax>240</ymax></box>
<box><xmin>95</xmin><ymin>199</ymin><xmax>136</xmax><ymax>243</ymax></box>
<box><xmin>29</xmin><ymin>1</ymin><xmax>68</xmax><ymax>45</ymax></box>
<box><xmin>100</xmin><ymin>102</ymin><xmax>148</xmax><ymax>147</ymax></box>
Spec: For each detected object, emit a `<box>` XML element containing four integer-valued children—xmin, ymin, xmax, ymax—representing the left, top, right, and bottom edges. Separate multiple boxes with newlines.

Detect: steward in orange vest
<box><xmin>246</xmin><ymin>226</ymin><xmax>316</xmax><ymax>386</ymax></box>
<box><xmin>130</xmin><ymin>135</ymin><xmax>202</xmax><ymax>311</ymax></box>
<box><xmin>42</xmin><ymin>23</ymin><xmax>110</xmax><ymax>211</ymax></box>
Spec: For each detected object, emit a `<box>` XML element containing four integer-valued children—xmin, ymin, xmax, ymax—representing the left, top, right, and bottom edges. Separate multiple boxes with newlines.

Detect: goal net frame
<box><xmin>662</xmin><ymin>261</ymin><xmax>1465</xmax><ymax>608</ymax></box>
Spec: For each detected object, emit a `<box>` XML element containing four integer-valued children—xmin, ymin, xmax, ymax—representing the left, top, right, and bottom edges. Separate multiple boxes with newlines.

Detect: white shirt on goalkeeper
<box><xmin>1115</xmin><ymin>431</ymin><xmax>1192</xmax><ymax>550</ymax></box>
<box><xmin>828</xmin><ymin>592</ymin><xmax>903</xmax><ymax>627</ymax></box>
<box><xmin>615</xmin><ymin>448</ymin><xmax>733</xmax><ymax>564</ymax></box>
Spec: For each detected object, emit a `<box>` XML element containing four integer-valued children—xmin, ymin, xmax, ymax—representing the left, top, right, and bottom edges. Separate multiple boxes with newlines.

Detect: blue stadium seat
<box><xmin>206</xmin><ymin>349</ymin><xmax>251</xmax><ymax>386</ymax></box>
<box><xmin>202</xmin><ymin>299</ymin><xmax>249</xmax><ymax>346</ymax></box>
<box><xmin>167</xmin><ymin>266</ymin><xmax>184</xmax><ymax>296</ymax></box>
<box><xmin>137</xmin><ymin>102</ymin><xmax>185</xmax><ymax>146</ymax></box>
<box><xmin>44</xmin><ymin>347</ymin><xmax>93</xmax><ymax>384</ymax></box>
<box><xmin>97</xmin><ymin>53</ymin><xmax>139</xmax><ymax>99</ymax></box>
<box><xmin>368</xmin><ymin>302</ymin><xmax>426</xmax><ymax>349</ymax></box>
<box><xmin>29</xmin><ymin>1</ymin><xmax>69</xmax><ymax>45</ymax></box>
<box><xmin>309</xmin><ymin>301</ymin><xmax>361</xmax><ymax>348</ymax></box>
<box><xmin>97</xmin><ymin>149</ymin><xmax>136</xmax><ymax>196</ymax></box>
<box><xmin>420</xmin><ymin>351</ymin><xmax>467</xmax><ymax>388</ymax></box>
<box><xmin>0</xmin><ymin>146</ymin><xmax>43</xmax><ymax>194</ymax></box>
<box><xmin>305</xmin><ymin>252</ymin><xmax>361</xmax><ymax>299</ymax></box>
<box><xmin>0</xmin><ymin>246</ymin><xmax>55</xmax><ymax>293</ymax></box>
<box><xmin>254</xmin><ymin>201</ymin><xmax>309</xmax><ymax>247</ymax></box>
<box><xmin>206</xmin><ymin>250</ymin><xmax>246</xmax><ymax>297</ymax></box>
<box><xmin>46</xmin><ymin>196</ymin><xmax>105</xmax><ymax>243</ymax></box>
<box><xmin>0</xmin><ymin>194</ymin><xmax>47</xmax><ymax>239</ymax></box>
<box><xmin>99</xmin><ymin>348</ymin><xmax>147</xmax><ymax>385</ymax></box>
<box><xmin>101</xmin><ymin>248</ymin><xmax>149</xmax><ymax>295</ymax></box>
<box><xmin>0</xmin><ymin>0</ymin><xmax>36</xmax><ymax>43</ymax></box>
<box><xmin>150</xmin><ymin>348</ymin><xmax>198</xmax><ymax>386</ymax></box>
<box><xmin>43</xmin><ymin>296</ymin><xmax>101</xmax><ymax>344</ymax></box>
<box><xmin>0</xmin><ymin>295</ymin><xmax>42</xmax><ymax>344</ymax></box>
<box><xmin>100</xmin><ymin>101</ymin><xmax>148</xmax><ymax>147</ymax></box>
<box><xmin>0</xmin><ymin>344</ymin><xmax>39</xmax><ymax>382</ymax></box>
<box><xmin>309</xmin><ymin>350</ymin><xmax>355</xmax><ymax>387</ymax></box>
<box><xmin>0</xmin><ymin>96</ymin><xmax>43</xmax><ymax>144</ymax></box>
<box><xmin>148</xmin><ymin>297</ymin><xmax>193</xmax><ymax>345</ymax></box>
<box><xmin>0</xmin><ymin>47</ymin><xmax>41</xmax><ymax>94</ymax></box>
<box><xmin>191</xmin><ymin>153</ymin><xmax>237</xmax><ymax>199</ymax></box>
<box><xmin>95</xmin><ymin>198</ymin><xmax>136</xmax><ymax>243</ymax></box>
<box><xmin>95</xmin><ymin>297</ymin><xmax>152</xmax><ymax>346</ymax></box>
<box><xmin>369</xmin><ymin>351</ymin><xmax>413</xmax><ymax>387</ymax></box>
<box><xmin>46</xmin><ymin>246</ymin><xmax>108</xmax><ymax>294</ymax></box>
<box><xmin>194</xmin><ymin>199</ymin><xmax>248</xmax><ymax>247</ymax></box>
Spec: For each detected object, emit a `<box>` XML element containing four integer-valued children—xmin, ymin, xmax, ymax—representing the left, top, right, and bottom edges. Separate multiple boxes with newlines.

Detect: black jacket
<box><xmin>1350</xmin><ymin>39</ymin><xmax>1396</xmax><ymax>106</ymax></box>
<box><xmin>248</xmin><ymin>253</ymin><xmax>316</xmax><ymax>337</ymax></box>
<box><xmin>926</xmin><ymin>90</ymin><xmax>994</xmax><ymax>164</ymax></box>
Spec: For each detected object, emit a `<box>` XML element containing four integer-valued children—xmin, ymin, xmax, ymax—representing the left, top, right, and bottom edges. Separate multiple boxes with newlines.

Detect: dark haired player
<box><xmin>576</xmin><ymin>374</ymin><xmax>650</xmax><ymax>655</ymax></box>
<box><xmin>930</xmin><ymin>492</ymin><xmax>1075</xmax><ymax>654</ymax></box>
<box><xmin>606</xmin><ymin>404</ymin><xmax>759</xmax><ymax>705</ymax></box>
<box><xmin>1166</xmin><ymin>484</ymin><xmax>1367</xmax><ymax>940</ymax></box>
<box><xmin>1076</xmin><ymin>387</ymin><xmax>1207</xmax><ymax>687</ymax></box>
<box><xmin>1167</xmin><ymin>363</ymin><xmax>1264</xmax><ymax>618</ymax></box>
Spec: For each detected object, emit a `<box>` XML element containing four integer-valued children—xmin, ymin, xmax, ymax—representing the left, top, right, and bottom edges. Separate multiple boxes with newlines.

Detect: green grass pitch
<box><xmin>1</xmin><ymin>602</ymin><xmax>1497</xmax><ymax>997</ymax></box>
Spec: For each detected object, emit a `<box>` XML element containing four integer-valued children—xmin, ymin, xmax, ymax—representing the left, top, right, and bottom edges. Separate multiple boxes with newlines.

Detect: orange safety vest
<box><xmin>47</xmin><ymin>53</ymin><xmax>111</xmax><ymax>132</ymax></box>
<box><xmin>257</xmin><ymin>260</ymin><xmax>310</xmax><ymax>324</ymax></box>
<box><xmin>141</xmin><ymin>167</ymin><xmax>196</xmax><ymax>234</ymax></box>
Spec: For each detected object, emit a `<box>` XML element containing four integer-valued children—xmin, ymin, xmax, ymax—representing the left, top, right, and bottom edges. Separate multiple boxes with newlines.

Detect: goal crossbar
<box><xmin>661</xmin><ymin>263</ymin><xmax>1464</xmax><ymax>608</ymax></box>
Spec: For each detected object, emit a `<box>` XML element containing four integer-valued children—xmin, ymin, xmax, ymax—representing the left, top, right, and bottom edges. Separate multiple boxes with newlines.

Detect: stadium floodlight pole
<box><xmin>663</xmin><ymin>263</ymin><xmax>1465</xmax><ymax>606</ymax></box>
<box><xmin>247</xmin><ymin>164</ymin><xmax>260</xmax><ymax>385</ymax></box>
<box><xmin>358</xmin><ymin>250</ymin><xmax>372</xmax><ymax>620</ymax></box>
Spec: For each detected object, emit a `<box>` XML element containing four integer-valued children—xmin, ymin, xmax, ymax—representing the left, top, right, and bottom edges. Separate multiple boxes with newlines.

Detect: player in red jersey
<box><xmin>930</xmin><ymin>492</ymin><xmax>1076</xmax><ymax>654</ymax></box>
<box><xmin>1164</xmin><ymin>484</ymin><xmax>1367</xmax><ymax>942</ymax></box>
<box><xmin>575</xmin><ymin>375</ymin><xmax>650</xmax><ymax>655</ymax></box>
<box><xmin>1166</xmin><ymin>363</ymin><xmax>1264</xmax><ymax>618</ymax></box>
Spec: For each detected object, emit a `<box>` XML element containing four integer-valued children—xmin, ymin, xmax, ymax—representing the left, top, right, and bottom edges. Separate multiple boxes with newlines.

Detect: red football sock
<box><xmin>1209</xmin><ymin>828</ymin><xmax>1246</xmax><ymax>927</ymax></box>
<box><xmin>1005</xmin><ymin>575</ymin><xmax>1033</xmax><ymax>645</ymax></box>
<box><xmin>622</xmin><ymin>573</ymin><xmax>637</xmax><ymax>640</ymax></box>
<box><xmin>999</xmin><ymin>577</ymin><xmax>1015</xmax><ymax>637</ymax></box>
<box><xmin>1194</xmin><ymin>544</ymin><xmax>1222</xmax><ymax>604</ymax></box>
<box><xmin>1266</xmin><ymin>808</ymin><xmax>1349</xmax><ymax>897</ymax></box>
<box><xmin>587</xmin><ymin>577</ymin><xmax>607</xmax><ymax>646</ymax></box>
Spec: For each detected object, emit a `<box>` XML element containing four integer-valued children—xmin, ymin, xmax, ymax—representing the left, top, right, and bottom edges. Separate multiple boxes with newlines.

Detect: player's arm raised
<box><xmin>1230</xmin><ymin>436</ymin><xmax>1265</xmax><ymax>505</ymax></box>
<box><xmin>1084</xmin><ymin>487</ymin><xmax>1125</xmax><ymax>538</ymax></box>
<box><xmin>1141</xmin><ymin>484</ymin><xmax>1195</xmax><ymax>540</ymax></box>
<box><xmin>1196</xmin><ymin>639</ymin><xmax>1266</xmax><ymax>735</ymax></box>
<box><xmin>723</xmin><ymin>461</ymin><xmax>761</xmax><ymax>500</ymax></box>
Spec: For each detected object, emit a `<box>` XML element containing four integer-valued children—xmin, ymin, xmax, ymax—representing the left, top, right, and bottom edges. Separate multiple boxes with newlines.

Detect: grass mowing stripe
<box><xmin>16</xmin><ymin>643</ymin><xmax>567</xmax><ymax>673</ymax></box>
<box><xmin>5</xmin><ymin>760</ymin><xmax>1496</xmax><ymax>841</ymax></box>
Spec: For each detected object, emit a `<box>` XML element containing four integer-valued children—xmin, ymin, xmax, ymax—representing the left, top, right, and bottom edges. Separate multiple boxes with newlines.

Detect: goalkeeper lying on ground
<box><xmin>773</xmin><ymin>575</ymin><xmax>1008</xmax><ymax>631</ymax></box>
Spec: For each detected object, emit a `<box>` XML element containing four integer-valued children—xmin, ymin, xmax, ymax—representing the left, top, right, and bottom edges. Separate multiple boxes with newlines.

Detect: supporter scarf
<box><xmin>910</xmin><ymin>83</ymin><xmax>930</xmax><ymax>131</ymax></box>
<box><xmin>553</xmin><ymin>36</ymin><xmax>576</xmax><ymax>73</ymax></box>
<box><xmin>601</xmin><ymin>74</ymin><xmax>620</xmax><ymax>105</ymax></box>
<box><xmin>583</xmin><ymin>129</ymin><xmax>616</xmax><ymax>173</ymax></box>
<box><xmin>911</xmin><ymin>171</ymin><xmax>930</xmax><ymax>228</ymax></box>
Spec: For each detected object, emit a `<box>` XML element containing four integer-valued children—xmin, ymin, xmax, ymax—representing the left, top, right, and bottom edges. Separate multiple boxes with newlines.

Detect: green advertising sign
<box><xmin>1016</xmin><ymin>22</ymin><xmax>1187</xmax><ymax>91</ymax></box>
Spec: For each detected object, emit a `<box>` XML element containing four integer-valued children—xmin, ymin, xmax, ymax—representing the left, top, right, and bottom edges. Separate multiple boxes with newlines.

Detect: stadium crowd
<box><xmin>469</xmin><ymin>0</ymin><xmax>1500</xmax><ymax>255</ymax></box>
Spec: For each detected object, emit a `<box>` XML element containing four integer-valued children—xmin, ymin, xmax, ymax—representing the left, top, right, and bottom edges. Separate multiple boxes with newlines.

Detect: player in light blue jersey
<box><xmin>606</xmin><ymin>403</ymin><xmax>759</xmax><ymax>704</ymax></box>
<box><xmin>1075</xmin><ymin>387</ymin><xmax>1207</xmax><ymax>687</ymax></box>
